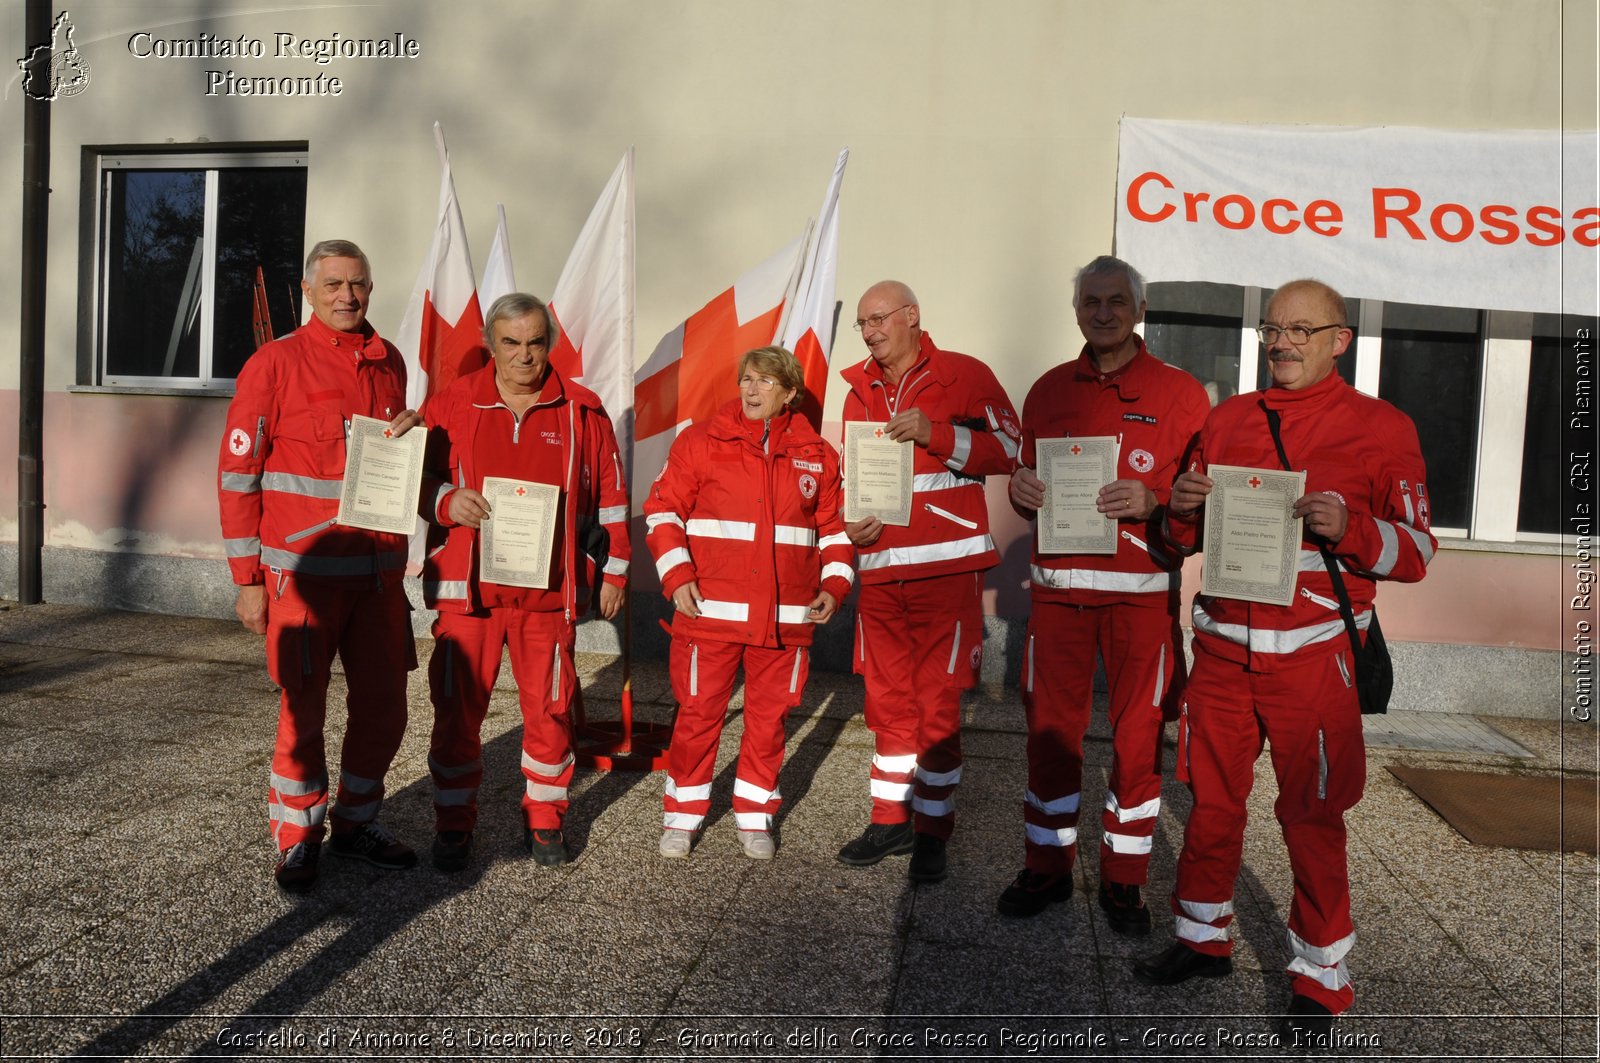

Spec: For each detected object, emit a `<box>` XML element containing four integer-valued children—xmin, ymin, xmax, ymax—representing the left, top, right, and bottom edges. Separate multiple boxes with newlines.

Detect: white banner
<box><xmin>1115</xmin><ymin>118</ymin><xmax>1598</xmax><ymax>316</ymax></box>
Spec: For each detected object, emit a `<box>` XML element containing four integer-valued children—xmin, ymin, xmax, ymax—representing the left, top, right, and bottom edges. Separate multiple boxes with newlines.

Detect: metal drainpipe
<box><xmin>18</xmin><ymin>0</ymin><xmax>52</xmax><ymax>605</ymax></box>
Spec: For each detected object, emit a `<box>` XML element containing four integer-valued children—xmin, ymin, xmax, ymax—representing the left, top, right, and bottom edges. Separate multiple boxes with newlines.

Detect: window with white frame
<box><xmin>1145</xmin><ymin>283</ymin><xmax>1579</xmax><ymax>546</ymax></box>
<box><xmin>93</xmin><ymin>148</ymin><xmax>307</xmax><ymax>390</ymax></box>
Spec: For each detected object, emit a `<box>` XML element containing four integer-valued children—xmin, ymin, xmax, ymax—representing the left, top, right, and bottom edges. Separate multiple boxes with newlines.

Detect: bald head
<box><xmin>855</xmin><ymin>280</ymin><xmax>923</xmax><ymax>376</ymax></box>
<box><xmin>1268</xmin><ymin>279</ymin><xmax>1346</xmax><ymax>327</ymax></box>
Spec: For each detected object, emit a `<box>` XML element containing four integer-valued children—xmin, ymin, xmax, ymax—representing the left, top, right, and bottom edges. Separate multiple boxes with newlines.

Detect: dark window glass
<box><xmin>100</xmin><ymin>157</ymin><xmax>306</xmax><ymax>383</ymax></box>
<box><xmin>1525</xmin><ymin>315</ymin><xmax>1597</xmax><ymax>534</ymax></box>
<box><xmin>103</xmin><ymin>169</ymin><xmax>205</xmax><ymax>378</ymax></box>
<box><xmin>1379</xmin><ymin>303</ymin><xmax>1483</xmax><ymax>530</ymax></box>
<box><xmin>1144</xmin><ymin>282</ymin><xmax>1243</xmax><ymax>406</ymax></box>
<box><xmin>214</xmin><ymin>168</ymin><xmax>307</xmax><ymax>378</ymax></box>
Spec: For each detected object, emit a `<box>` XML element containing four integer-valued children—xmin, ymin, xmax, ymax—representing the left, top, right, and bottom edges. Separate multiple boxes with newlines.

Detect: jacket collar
<box><xmin>301</xmin><ymin>313</ymin><xmax>387</xmax><ymax>361</ymax></box>
<box><xmin>1069</xmin><ymin>335</ymin><xmax>1153</xmax><ymax>400</ymax></box>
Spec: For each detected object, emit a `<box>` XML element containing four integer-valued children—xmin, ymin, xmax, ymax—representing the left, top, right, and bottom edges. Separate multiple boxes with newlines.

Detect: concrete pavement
<box><xmin>0</xmin><ymin>603</ymin><xmax>1595</xmax><ymax>1061</ymax></box>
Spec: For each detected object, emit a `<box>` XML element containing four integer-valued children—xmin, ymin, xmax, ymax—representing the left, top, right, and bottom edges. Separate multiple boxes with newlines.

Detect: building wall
<box><xmin>1</xmin><ymin>0</ymin><xmax>1593</xmax><ymax>715</ymax></box>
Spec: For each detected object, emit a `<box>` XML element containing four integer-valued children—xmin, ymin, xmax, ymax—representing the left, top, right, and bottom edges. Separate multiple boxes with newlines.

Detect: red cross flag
<box><xmin>396</xmin><ymin>122</ymin><xmax>487</xmax><ymax>410</ymax></box>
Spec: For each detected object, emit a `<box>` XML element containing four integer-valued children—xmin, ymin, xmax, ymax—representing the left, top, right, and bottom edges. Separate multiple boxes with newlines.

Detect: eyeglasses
<box><xmin>852</xmin><ymin>304</ymin><xmax>911</xmax><ymax>331</ymax></box>
<box><xmin>1256</xmin><ymin>322</ymin><xmax>1344</xmax><ymax>346</ymax></box>
<box><xmin>739</xmin><ymin>375</ymin><xmax>779</xmax><ymax>392</ymax></box>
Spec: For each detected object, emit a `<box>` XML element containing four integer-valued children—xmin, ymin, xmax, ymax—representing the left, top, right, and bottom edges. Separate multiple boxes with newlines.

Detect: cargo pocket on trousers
<box><xmin>266</xmin><ymin>611</ymin><xmax>312</xmax><ymax>692</ymax></box>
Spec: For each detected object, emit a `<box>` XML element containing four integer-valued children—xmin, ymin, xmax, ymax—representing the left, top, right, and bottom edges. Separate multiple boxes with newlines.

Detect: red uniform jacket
<box><xmin>420</xmin><ymin>362</ymin><xmax>630</xmax><ymax>621</ymax></box>
<box><xmin>645</xmin><ymin>399</ymin><xmax>853</xmax><ymax>648</ymax></box>
<box><xmin>1164</xmin><ymin>372</ymin><xmax>1436</xmax><ymax>670</ymax></box>
<box><xmin>1021</xmin><ymin>339</ymin><xmax>1209</xmax><ymax>606</ymax></box>
<box><xmin>218</xmin><ymin>315</ymin><xmax>409</xmax><ymax>586</ymax></box>
<box><xmin>839</xmin><ymin>332</ymin><xmax>1020</xmax><ymax>585</ymax></box>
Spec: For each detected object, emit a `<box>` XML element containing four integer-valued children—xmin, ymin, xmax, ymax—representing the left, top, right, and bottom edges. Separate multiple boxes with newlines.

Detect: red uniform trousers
<box><xmin>854</xmin><ymin>571</ymin><xmax>984</xmax><ymax>840</ymax></box>
<box><xmin>428</xmin><ymin>608</ymin><xmax>577</xmax><ymax>832</ymax></box>
<box><xmin>662</xmin><ymin>637</ymin><xmax>809</xmax><ymax>833</ymax></box>
<box><xmin>264</xmin><ymin>572</ymin><xmax>414</xmax><ymax>851</ymax></box>
<box><xmin>1020</xmin><ymin>596</ymin><xmax>1182</xmax><ymax>883</ymax></box>
<box><xmin>1172</xmin><ymin>639</ymin><xmax>1365</xmax><ymax>1014</ymax></box>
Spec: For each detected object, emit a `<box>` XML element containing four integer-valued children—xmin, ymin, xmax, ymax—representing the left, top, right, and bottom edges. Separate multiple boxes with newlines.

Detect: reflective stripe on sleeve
<box><xmin>221</xmin><ymin>472</ymin><xmax>261</xmax><ymax>493</ymax></box>
<box><xmin>599</xmin><ymin>505</ymin><xmax>628</xmax><ymax>524</ymax></box>
<box><xmin>946</xmin><ymin>426</ymin><xmax>972</xmax><ymax>471</ymax></box>
<box><xmin>225</xmin><ymin>536</ymin><xmax>262</xmax><ymax>558</ymax></box>
<box><xmin>654</xmin><ymin>547</ymin><xmax>692</xmax><ymax>580</ymax></box>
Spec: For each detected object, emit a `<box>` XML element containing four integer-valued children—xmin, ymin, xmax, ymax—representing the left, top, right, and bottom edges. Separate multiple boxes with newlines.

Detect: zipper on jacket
<box><xmin>1121</xmin><ymin>529</ymin><xmax>1152</xmax><ymax>554</ymax></box>
<box><xmin>924</xmin><ymin>502</ymin><xmax>979</xmax><ymax>530</ymax></box>
<box><xmin>1317</xmin><ymin>729</ymin><xmax>1328</xmax><ymax>800</ymax></box>
<box><xmin>252</xmin><ymin>416</ymin><xmax>266</xmax><ymax>458</ymax></box>
<box><xmin>1334</xmin><ymin>650</ymin><xmax>1353</xmax><ymax>688</ymax></box>
<box><xmin>1299</xmin><ymin>585</ymin><xmax>1341</xmax><ymax>611</ymax></box>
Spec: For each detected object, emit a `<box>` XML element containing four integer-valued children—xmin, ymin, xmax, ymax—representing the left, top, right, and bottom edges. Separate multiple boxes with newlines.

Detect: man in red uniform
<box><xmin>835</xmin><ymin>280</ymin><xmax>1020</xmax><ymax>884</ymax></box>
<box><xmin>218</xmin><ymin>239</ymin><xmax>422</xmax><ymax>893</ymax></box>
<box><xmin>1004</xmin><ymin>256</ymin><xmax>1208</xmax><ymax>929</ymax></box>
<box><xmin>1134</xmin><ymin>279</ymin><xmax>1435</xmax><ymax>1042</ymax></box>
<box><xmin>419</xmin><ymin>293</ymin><xmax>630</xmax><ymax>871</ymax></box>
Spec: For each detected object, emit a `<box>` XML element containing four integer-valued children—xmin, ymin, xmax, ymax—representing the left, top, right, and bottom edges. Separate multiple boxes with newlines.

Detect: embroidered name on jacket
<box><xmin>792</xmin><ymin>459</ymin><xmax>823</xmax><ymax>472</ymax></box>
<box><xmin>1123</xmin><ymin>413</ymin><xmax>1158</xmax><ymax>425</ymax></box>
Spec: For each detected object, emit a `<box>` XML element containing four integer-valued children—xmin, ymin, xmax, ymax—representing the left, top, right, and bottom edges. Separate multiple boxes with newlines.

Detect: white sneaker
<box><xmin>659</xmin><ymin>829</ymin><xmax>693</xmax><ymax>859</ymax></box>
<box><xmin>741</xmin><ymin>830</ymin><xmax>776</xmax><ymax>860</ymax></box>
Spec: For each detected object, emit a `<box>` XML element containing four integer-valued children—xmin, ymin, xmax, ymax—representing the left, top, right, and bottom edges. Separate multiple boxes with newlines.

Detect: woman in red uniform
<box><xmin>645</xmin><ymin>346</ymin><xmax>854</xmax><ymax>859</ymax></box>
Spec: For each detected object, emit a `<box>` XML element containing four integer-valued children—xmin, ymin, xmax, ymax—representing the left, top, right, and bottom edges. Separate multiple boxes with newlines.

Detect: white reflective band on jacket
<box><xmin>1192</xmin><ymin>602</ymin><xmax>1369</xmax><ymax>655</ymax></box>
<box><xmin>1029</xmin><ymin>565</ymin><xmax>1176</xmax><ymax>594</ymax></box>
<box><xmin>857</xmin><ymin>533</ymin><xmax>995</xmax><ymax>572</ymax></box>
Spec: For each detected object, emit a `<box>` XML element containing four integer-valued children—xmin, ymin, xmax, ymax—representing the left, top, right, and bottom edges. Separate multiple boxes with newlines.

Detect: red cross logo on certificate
<box><xmin>1248</xmin><ymin>476</ymin><xmax>1262</xmax><ymax>489</ymax></box>
<box><xmin>1070</xmin><ymin>444</ymin><xmax>1083</xmax><ymax>456</ymax></box>
<box><xmin>874</xmin><ymin>428</ymin><xmax>885</xmax><ymax>438</ymax></box>
<box><xmin>515</xmin><ymin>486</ymin><xmax>527</xmax><ymax>497</ymax></box>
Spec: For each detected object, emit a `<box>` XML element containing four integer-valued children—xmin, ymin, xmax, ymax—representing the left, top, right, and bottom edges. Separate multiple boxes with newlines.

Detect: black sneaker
<box><xmin>907</xmin><ymin>832</ymin><xmax>947</xmax><ymax>884</ymax></box>
<box><xmin>431</xmin><ymin>830</ymin><xmax>472</xmax><ymax>873</ymax></box>
<box><xmin>1281</xmin><ymin>995</ymin><xmax>1336</xmax><ymax>1052</ymax></box>
<box><xmin>836</xmin><ymin>822</ymin><xmax>914</xmax><ymax>867</ymax></box>
<box><xmin>997</xmin><ymin>868</ymin><xmax>1073</xmax><ymax>917</ymax></box>
<box><xmin>1131</xmin><ymin>941</ymin><xmax>1233</xmax><ymax>985</ymax></box>
<box><xmin>1098</xmin><ymin>881</ymin><xmax>1153</xmax><ymax>937</ymax></box>
<box><xmin>525</xmin><ymin>826</ymin><xmax>570</xmax><ymax>867</ymax></box>
<box><xmin>273</xmin><ymin>841</ymin><xmax>320</xmax><ymax>894</ymax></box>
<box><xmin>328</xmin><ymin>822</ymin><xmax>418</xmax><ymax>870</ymax></box>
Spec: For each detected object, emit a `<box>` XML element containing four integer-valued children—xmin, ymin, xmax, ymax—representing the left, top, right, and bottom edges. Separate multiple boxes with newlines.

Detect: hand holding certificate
<box><xmin>1200</xmin><ymin>464</ymin><xmax>1306</xmax><ymax>606</ymax></box>
<box><xmin>479</xmin><ymin>477</ymin><xmax>561</xmax><ymax>589</ymax></box>
<box><xmin>1035</xmin><ymin>435</ymin><xmax>1119</xmax><ymax>555</ymax></box>
<box><xmin>336</xmin><ymin>414</ymin><xmax>426</xmax><ymax>534</ymax></box>
<box><xmin>843</xmin><ymin>421</ymin><xmax>913</xmax><ymax>526</ymax></box>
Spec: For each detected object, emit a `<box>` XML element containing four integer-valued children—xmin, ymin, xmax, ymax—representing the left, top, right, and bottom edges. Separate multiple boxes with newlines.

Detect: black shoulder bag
<box><xmin>1260</xmin><ymin>401</ymin><xmax>1393</xmax><ymax>714</ymax></box>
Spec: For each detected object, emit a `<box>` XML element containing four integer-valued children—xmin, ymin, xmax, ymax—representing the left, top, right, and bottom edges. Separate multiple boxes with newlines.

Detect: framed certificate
<box><xmin>1200</xmin><ymin>464</ymin><xmax>1306</xmax><ymax>607</ymax></box>
<box><xmin>1035</xmin><ymin>435</ymin><xmax>1119</xmax><ymax>555</ymax></box>
<box><xmin>479</xmin><ymin>476</ymin><xmax>561</xmax><ymax>589</ymax></box>
<box><xmin>843</xmin><ymin>421</ymin><xmax>914</xmax><ymax>526</ymax></box>
<box><xmin>336</xmin><ymin>414</ymin><xmax>426</xmax><ymax>535</ymax></box>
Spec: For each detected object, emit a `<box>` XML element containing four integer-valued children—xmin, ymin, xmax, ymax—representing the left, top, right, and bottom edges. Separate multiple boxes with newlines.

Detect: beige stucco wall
<box><xmin>0</xmin><ymin>0</ymin><xmax>1593</xmax><ymax>654</ymax></box>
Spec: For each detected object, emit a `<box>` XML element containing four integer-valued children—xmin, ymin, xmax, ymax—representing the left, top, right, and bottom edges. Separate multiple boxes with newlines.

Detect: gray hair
<box><xmin>483</xmin><ymin>292</ymin><xmax>561</xmax><ymax>349</ymax></box>
<box><xmin>303</xmin><ymin>239</ymin><xmax>372</xmax><ymax>283</ymax></box>
<box><xmin>1072</xmin><ymin>255</ymin><xmax>1146</xmax><ymax>309</ymax></box>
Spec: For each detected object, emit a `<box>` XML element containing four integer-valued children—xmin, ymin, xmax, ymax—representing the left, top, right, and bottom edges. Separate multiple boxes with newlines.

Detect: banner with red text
<box><xmin>1115</xmin><ymin>118</ymin><xmax>1597</xmax><ymax>315</ymax></box>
